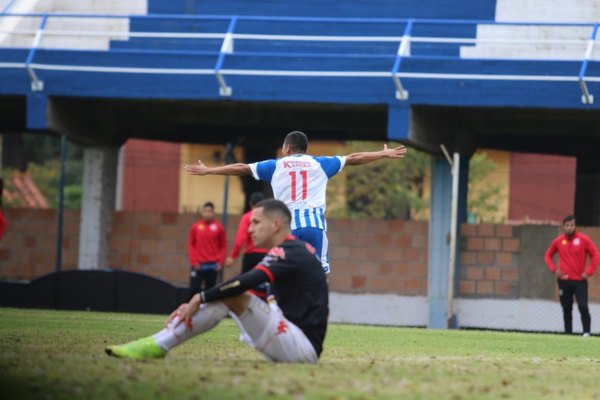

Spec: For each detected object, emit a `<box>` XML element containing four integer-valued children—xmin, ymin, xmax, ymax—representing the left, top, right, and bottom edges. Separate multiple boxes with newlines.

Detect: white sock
<box><xmin>153</xmin><ymin>302</ymin><xmax>229</xmax><ymax>351</ymax></box>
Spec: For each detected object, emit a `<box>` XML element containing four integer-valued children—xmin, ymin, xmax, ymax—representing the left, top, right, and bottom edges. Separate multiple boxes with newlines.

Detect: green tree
<box><xmin>468</xmin><ymin>152</ymin><xmax>505</xmax><ymax>223</ymax></box>
<box><xmin>328</xmin><ymin>141</ymin><xmax>429</xmax><ymax>220</ymax></box>
<box><xmin>27</xmin><ymin>159</ymin><xmax>83</xmax><ymax>209</ymax></box>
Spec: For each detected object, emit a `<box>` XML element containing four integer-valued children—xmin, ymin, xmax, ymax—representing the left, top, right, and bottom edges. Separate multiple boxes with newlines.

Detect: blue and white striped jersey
<box><xmin>249</xmin><ymin>154</ymin><xmax>346</xmax><ymax>231</ymax></box>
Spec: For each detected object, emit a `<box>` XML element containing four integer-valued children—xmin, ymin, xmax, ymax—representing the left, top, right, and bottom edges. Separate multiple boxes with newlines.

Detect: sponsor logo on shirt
<box><xmin>268</xmin><ymin>246</ymin><xmax>286</xmax><ymax>259</ymax></box>
<box><xmin>209</xmin><ymin>224</ymin><xmax>218</xmax><ymax>231</ymax></box>
<box><xmin>574</xmin><ymin>238</ymin><xmax>581</xmax><ymax>246</ymax></box>
<box><xmin>283</xmin><ymin>160</ymin><xmax>312</xmax><ymax>168</ymax></box>
<box><xmin>275</xmin><ymin>320</ymin><xmax>288</xmax><ymax>335</ymax></box>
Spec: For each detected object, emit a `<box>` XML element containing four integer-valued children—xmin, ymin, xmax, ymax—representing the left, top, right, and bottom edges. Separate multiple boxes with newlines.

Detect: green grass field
<box><xmin>1</xmin><ymin>307</ymin><xmax>600</xmax><ymax>399</ymax></box>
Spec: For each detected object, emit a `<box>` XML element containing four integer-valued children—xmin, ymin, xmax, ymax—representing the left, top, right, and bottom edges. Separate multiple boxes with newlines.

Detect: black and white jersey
<box><xmin>253</xmin><ymin>236</ymin><xmax>329</xmax><ymax>356</ymax></box>
<box><xmin>201</xmin><ymin>235</ymin><xmax>329</xmax><ymax>356</ymax></box>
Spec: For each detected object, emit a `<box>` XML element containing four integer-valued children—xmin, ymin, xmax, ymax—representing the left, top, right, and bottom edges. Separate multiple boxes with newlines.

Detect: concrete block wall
<box><xmin>0</xmin><ymin>208</ymin><xmax>429</xmax><ymax>295</ymax></box>
<box><xmin>458</xmin><ymin>222</ymin><xmax>600</xmax><ymax>301</ymax></box>
<box><xmin>458</xmin><ymin>223</ymin><xmax>521</xmax><ymax>298</ymax></box>
<box><xmin>2</xmin><ymin>208</ymin><xmax>599</xmax><ymax>304</ymax></box>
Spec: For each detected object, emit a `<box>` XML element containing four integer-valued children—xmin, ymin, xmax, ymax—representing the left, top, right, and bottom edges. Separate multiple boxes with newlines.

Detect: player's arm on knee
<box><xmin>200</xmin><ymin>268</ymin><xmax>270</xmax><ymax>303</ymax></box>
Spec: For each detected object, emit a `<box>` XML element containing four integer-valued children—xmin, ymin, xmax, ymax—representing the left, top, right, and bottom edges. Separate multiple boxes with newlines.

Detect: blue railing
<box><xmin>0</xmin><ymin>12</ymin><xmax>598</xmax><ymax>104</ymax></box>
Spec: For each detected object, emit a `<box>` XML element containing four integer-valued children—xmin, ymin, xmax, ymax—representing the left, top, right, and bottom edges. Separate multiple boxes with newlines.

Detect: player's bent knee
<box><xmin>220</xmin><ymin>293</ymin><xmax>252</xmax><ymax>316</ymax></box>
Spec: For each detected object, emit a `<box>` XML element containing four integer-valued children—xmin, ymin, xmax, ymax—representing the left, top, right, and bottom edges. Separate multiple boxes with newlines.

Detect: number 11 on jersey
<box><xmin>289</xmin><ymin>171</ymin><xmax>308</xmax><ymax>201</ymax></box>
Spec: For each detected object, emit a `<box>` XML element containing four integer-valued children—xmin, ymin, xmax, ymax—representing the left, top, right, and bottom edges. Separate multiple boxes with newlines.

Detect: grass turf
<box><xmin>1</xmin><ymin>307</ymin><xmax>600</xmax><ymax>399</ymax></box>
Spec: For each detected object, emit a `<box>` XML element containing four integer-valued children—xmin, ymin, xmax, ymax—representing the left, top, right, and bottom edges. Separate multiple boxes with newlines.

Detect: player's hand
<box><xmin>167</xmin><ymin>294</ymin><xmax>201</xmax><ymax>329</ymax></box>
<box><xmin>383</xmin><ymin>144</ymin><xmax>407</xmax><ymax>158</ymax></box>
<box><xmin>184</xmin><ymin>160</ymin><xmax>210</xmax><ymax>175</ymax></box>
<box><xmin>554</xmin><ymin>268</ymin><xmax>564</xmax><ymax>278</ymax></box>
<box><xmin>224</xmin><ymin>256</ymin><xmax>235</xmax><ymax>268</ymax></box>
<box><xmin>582</xmin><ymin>272</ymin><xmax>589</xmax><ymax>280</ymax></box>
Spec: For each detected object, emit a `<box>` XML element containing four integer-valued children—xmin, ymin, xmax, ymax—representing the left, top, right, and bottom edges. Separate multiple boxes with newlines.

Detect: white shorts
<box><xmin>230</xmin><ymin>295</ymin><xmax>318</xmax><ymax>364</ymax></box>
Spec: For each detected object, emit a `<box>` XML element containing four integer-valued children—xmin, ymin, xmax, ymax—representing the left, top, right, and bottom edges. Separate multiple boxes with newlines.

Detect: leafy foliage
<box><xmin>468</xmin><ymin>152</ymin><xmax>506</xmax><ymax>223</ymax></box>
<box><xmin>328</xmin><ymin>141</ymin><xmax>429</xmax><ymax>220</ymax></box>
<box><xmin>2</xmin><ymin>135</ymin><xmax>83</xmax><ymax>209</ymax></box>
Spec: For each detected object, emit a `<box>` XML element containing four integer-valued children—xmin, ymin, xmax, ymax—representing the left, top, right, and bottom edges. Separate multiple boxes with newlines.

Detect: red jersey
<box><xmin>0</xmin><ymin>210</ymin><xmax>5</xmax><ymax>242</ymax></box>
<box><xmin>230</xmin><ymin>210</ymin><xmax>268</xmax><ymax>259</ymax></box>
<box><xmin>188</xmin><ymin>219</ymin><xmax>227</xmax><ymax>267</ymax></box>
<box><xmin>545</xmin><ymin>231</ymin><xmax>600</xmax><ymax>280</ymax></box>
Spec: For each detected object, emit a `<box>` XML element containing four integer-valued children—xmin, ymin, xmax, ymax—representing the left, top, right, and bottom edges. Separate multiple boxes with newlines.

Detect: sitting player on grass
<box><xmin>106</xmin><ymin>199</ymin><xmax>329</xmax><ymax>363</ymax></box>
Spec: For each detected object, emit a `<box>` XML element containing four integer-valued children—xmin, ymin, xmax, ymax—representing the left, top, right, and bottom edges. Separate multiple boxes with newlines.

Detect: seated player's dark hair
<box><xmin>249</xmin><ymin>192</ymin><xmax>265</xmax><ymax>207</ymax></box>
<box><xmin>255</xmin><ymin>199</ymin><xmax>291</xmax><ymax>225</ymax></box>
<box><xmin>203</xmin><ymin>201</ymin><xmax>215</xmax><ymax>209</ymax></box>
<box><xmin>563</xmin><ymin>215</ymin><xmax>576</xmax><ymax>224</ymax></box>
<box><xmin>283</xmin><ymin>131</ymin><xmax>308</xmax><ymax>153</ymax></box>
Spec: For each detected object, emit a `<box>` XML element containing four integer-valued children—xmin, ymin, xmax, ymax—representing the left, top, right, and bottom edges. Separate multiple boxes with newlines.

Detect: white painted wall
<box><xmin>0</xmin><ymin>0</ymin><xmax>147</xmax><ymax>49</ymax></box>
<box><xmin>331</xmin><ymin>293</ymin><xmax>597</xmax><ymax>334</ymax></box>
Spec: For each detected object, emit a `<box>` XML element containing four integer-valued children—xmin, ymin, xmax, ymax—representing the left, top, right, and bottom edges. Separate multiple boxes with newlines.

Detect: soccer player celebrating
<box><xmin>106</xmin><ymin>199</ymin><xmax>328</xmax><ymax>363</ymax></box>
<box><xmin>184</xmin><ymin>131</ymin><xmax>407</xmax><ymax>273</ymax></box>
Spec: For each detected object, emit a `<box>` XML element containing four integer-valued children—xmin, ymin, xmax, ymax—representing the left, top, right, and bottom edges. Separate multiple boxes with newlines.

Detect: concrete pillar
<box><xmin>78</xmin><ymin>146</ymin><xmax>118</xmax><ymax>270</ymax></box>
<box><xmin>428</xmin><ymin>154</ymin><xmax>469</xmax><ymax>329</ymax></box>
<box><xmin>428</xmin><ymin>156</ymin><xmax>452</xmax><ymax>329</ymax></box>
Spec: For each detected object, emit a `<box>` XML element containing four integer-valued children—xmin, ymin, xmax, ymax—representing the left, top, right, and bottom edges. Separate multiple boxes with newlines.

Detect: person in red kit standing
<box><xmin>224</xmin><ymin>192</ymin><xmax>269</xmax><ymax>275</ymax></box>
<box><xmin>188</xmin><ymin>202</ymin><xmax>227</xmax><ymax>296</ymax></box>
<box><xmin>545</xmin><ymin>215</ymin><xmax>600</xmax><ymax>336</ymax></box>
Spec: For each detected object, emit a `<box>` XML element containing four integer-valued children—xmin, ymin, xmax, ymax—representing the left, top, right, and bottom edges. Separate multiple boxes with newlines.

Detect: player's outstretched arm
<box><xmin>345</xmin><ymin>144</ymin><xmax>407</xmax><ymax>166</ymax></box>
<box><xmin>184</xmin><ymin>160</ymin><xmax>252</xmax><ymax>176</ymax></box>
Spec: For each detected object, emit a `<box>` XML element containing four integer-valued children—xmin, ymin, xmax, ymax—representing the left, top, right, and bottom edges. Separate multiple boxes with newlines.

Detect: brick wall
<box><xmin>0</xmin><ymin>209</ymin><xmax>429</xmax><ymax>295</ymax></box>
<box><xmin>458</xmin><ymin>223</ymin><xmax>600</xmax><ymax>302</ymax></box>
<box><xmin>458</xmin><ymin>223</ymin><xmax>520</xmax><ymax>298</ymax></box>
<box><xmin>2</xmin><ymin>208</ymin><xmax>598</xmax><ymax>300</ymax></box>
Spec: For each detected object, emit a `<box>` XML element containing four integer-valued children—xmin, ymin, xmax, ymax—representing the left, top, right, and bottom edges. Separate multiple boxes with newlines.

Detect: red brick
<box><xmin>459</xmin><ymin>280</ymin><xmax>476</xmax><ymax>295</ymax></box>
<box><xmin>460</xmin><ymin>224</ymin><xmax>478</xmax><ymax>237</ymax></box>
<box><xmin>495</xmin><ymin>225</ymin><xmax>514</xmax><ymax>238</ymax></box>
<box><xmin>494</xmin><ymin>282</ymin><xmax>513</xmax><ymax>295</ymax></box>
<box><xmin>394</xmin><ymin>234</ymin><xmax>412</xmax><ymax>247</ymax></box>
<box><xmin>329</xmin><ymin>274</ymin><xmax>351</xmax><ymax>291</ymax></box>
<box><xmin>501</xmin><ymin>266</ymin><xmax>519</xmax><ymax>281</ymax></box>
<box><xmin>378</xmin><ymin>263</ymin><xmax>393</xmax><ymax>274</ymax></box>
<box><xmin>459</xmin><ymin>251</ymin><xmax>477</xmax><ymax>265</ymax></box>
<box><xmin>375</xmin><ymin>234</ymin><xmax>392</xmax><ymax>246</ymax></box>
<box><xmin>136</xmin><ymin>254</ymin><xmax>151</xmax><ymax>265</ymax></box>
<box><xmin>503</xmin><ymin>238</ymin><xmax>520</xmax><ymax>252</ymax></box>
<box><xmin>24</xmin><ymin>236</ymin><xmax>37</xmax><ymax>247</ymax></box>
<box><xmin>136</xmin><ymin>224</ymin><xmax>160</xmax><ymax>238</ymax></box>
<box><xmin>484</xmin><ymin>267</ymin><xmax>502</xmax><ymax>280</ymax></box>
<box><xmin>484</xmin><ymin>238</ymin><xmax>501</xmax><ymax>251</ymax></box>
<box><xmin>478</xmin><ymin>224</ymin><xmax>495</xmax><ymax>237</ymax></box>
<box><xmin>466</xmin><ymin>266</ymin><xmax>484</xmax><ymax>280</ymax></box>
<box><xmin>386</xmin><ymin>220</ymin><xmax>405</xmax><ymax>231</ymax></box>
<box><xmin>411</xmin><ymin>234</ymin><xmax>428</xmax><ymax>249</ymax></box>
<box><xmin>161</xmin><ymin>213</ymin><xmax>178</xmax><ymax>225</ymax></box>
<box><xmin>476</xmin><ymin>281</ymin><xmax>494</xmax><ymax>294</ymax></box>
<box><xmin>477</xmin><ymin>252</ymin><xmax>495</xmax><ymax>265</ymax></box>
<box><xmin>402</xmin><ymin>220</ymin><xmax>428</xmax><ymax>234</ymax></box>
<box><xmin>496</xmin><ymin>252</ymin><xmax>513</xmax><ymax>266</ymax></box>
<box><xmin>351</xmin><ymin>275</ymin><xmax>367</xmax><ymax>289</ymax></box>
<box><xmin>0</xmin><ymin>249</ymin><xmax>9</xmax><ymax>261</ymax></box>
<box><xmin>466</xmin><ymin>237</ymin><xmax>484</xmax><ymax>251</ymax></box>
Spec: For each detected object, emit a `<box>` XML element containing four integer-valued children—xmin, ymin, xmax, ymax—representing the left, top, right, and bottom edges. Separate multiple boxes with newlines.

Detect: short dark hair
<box><xmin>249</xmin><ymin>192</ymin><xmax>265</xmax><ymax>207</ymax></box>
<box><xmin>563</xmin><ymin>215</ymin><xmax>576</xmax><ymax>224</ymax></box>
<box><xmin>255</xmin><ymin>199</ymin><xmax>291</xmax><ymax>226</ymax></box>
<box><xmin>203</xmin><ymin>201</ymin><xmax>215</xmax><ymax>209</ymax></box>
<box><xmin>283</xmin><ymin>131</ymin><xmax>308</xmax><ymax>153</ymax></box>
